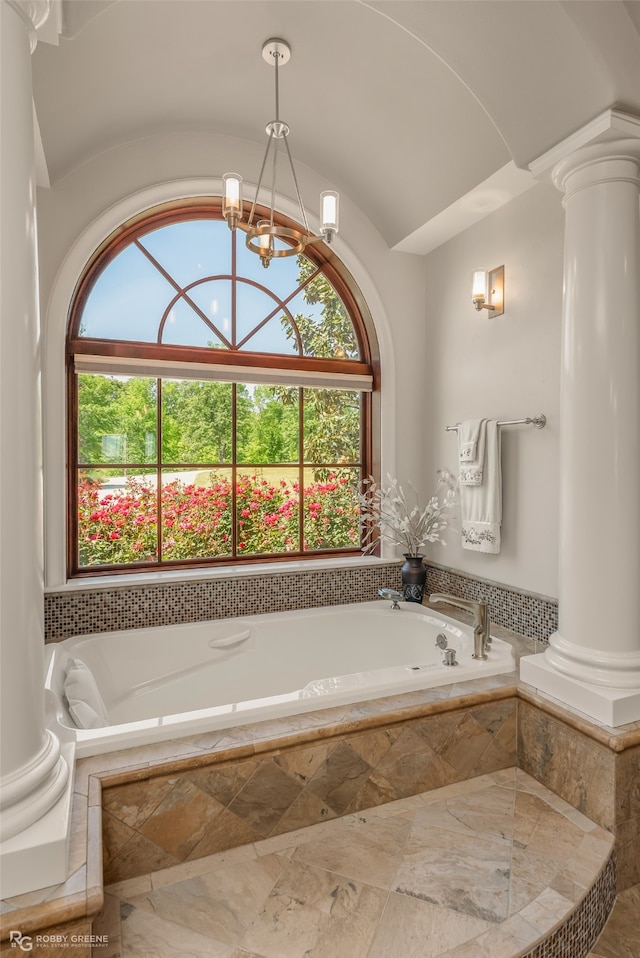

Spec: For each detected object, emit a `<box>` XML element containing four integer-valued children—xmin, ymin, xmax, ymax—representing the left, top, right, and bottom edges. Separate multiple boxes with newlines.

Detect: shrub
<box><xmin>77</xmin><ymin>471</ymin><xmax>359</xmax><ymax>567</ymax></box>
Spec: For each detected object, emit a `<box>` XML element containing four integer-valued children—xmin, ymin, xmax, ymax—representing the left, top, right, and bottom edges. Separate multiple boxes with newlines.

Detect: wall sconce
<box><xmin>472</xmin><ymin>266</ymin><xmax>504</xmax><ymax>316</ymax></box>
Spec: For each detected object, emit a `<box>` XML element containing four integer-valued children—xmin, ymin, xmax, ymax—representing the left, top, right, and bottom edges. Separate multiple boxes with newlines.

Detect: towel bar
<box><xmin>445</xmin><ymin>414</ymin><xmax>546</xmax><ymax>432</ymax></box>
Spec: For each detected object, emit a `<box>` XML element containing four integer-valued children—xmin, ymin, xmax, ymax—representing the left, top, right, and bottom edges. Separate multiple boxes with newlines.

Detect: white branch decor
<box><xmin>358</xmin><ymin>471</ymin><xmax>457</xmax><ymax>557</ymax></box>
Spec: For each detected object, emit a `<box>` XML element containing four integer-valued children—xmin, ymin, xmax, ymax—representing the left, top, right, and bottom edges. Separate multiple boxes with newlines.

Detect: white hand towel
<box><xmin>459</xmin><ymin>419</ymin><xmax>486</xmax><ymax>486</ymax></box>
<box><xmin>460</xmin><ymin>419</ymin><xmax>502</xmax><ymax>553</ymax></box>
<box><xmin>458</xmin><ymin>418</ymin><xmax>482</xmax><ymax>462</ymax></box>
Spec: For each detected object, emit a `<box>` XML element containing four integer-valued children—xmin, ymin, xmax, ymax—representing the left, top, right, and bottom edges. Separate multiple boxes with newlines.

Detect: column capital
<box><xmin>530</xmin><ymin>109</ymin><xmax>640</xmax><ymax>181</ymax></box>
<box><xmin>6</xmin><ymin>0</ymin><xmax>52</xmax><ymax>52</ymax></box>
<box><xmin>551</xmin><ymin>139</ymin><xmax>640</xmax><ymax>198</ymax></box>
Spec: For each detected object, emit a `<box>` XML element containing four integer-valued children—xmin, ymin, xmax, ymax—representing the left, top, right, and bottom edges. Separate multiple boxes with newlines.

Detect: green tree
<box><xmin>113</xmin><ymin>377</ymin><xmax>157</xmax><ymax>462</ymax></box>
<box><xmin>303</xmin><ymin>388</ymin><xmax>360</xmax><ymax>464</ymax></box>
<box><xmin>77</xmin><ymin>374</ymin><xmax>156</xmax><ymax>464</ymax></box>
<box><xmin>77</xmin><ymin>374</ymin><xmax>125</xmax><ymax>462</ymax></box>
<box><xmin>162</xmin><ymin>380</ymin><xmax>252</xmax><ymax>464</ymax></box>
<box><xmin>288</xmin><ymin>260</ymin><xmax>359</xmax><ymax>360</ymax></box>
<box><xmin>276</xmin><ymin>257</ymin><xmax>362</xmax><ymax>466</ymax></box>
<box><xmin>239</xmin><ymin>385</ymin><xmax>299</xmax><ymax>463</ymax></box>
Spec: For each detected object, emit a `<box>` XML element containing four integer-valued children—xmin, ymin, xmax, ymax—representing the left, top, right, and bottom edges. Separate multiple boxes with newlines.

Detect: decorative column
<box><xmin>0</xmin><ymin>0</ymin><xmax>72</xmax><ymax>896</ymax></box>
<box><xmin>521</xmin><ymin>113</ymin><xmax>640</xmax><ymax>726</ymax></box>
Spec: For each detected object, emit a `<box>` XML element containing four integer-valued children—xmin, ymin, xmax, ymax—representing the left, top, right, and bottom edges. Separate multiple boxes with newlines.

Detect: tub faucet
<box><xmin>429</xmin><ymin>593</ymin><xmax>490</xmax><ymax>660</ymax></box>
<box><xmin>378</xmin><ymin>588</ymin><xmax>404</xmax><ymax>610</ymax></box>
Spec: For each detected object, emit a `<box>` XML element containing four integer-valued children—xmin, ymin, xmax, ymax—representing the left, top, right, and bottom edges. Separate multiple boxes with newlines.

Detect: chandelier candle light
<box><xmin>223</xmin><ymin>38</ymin><xmax>339</xmax><ymax>268</ymax></box>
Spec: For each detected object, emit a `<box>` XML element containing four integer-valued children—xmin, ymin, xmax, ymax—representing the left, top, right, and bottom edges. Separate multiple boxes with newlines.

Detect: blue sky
<box><xmin>79</xmin><ymin>219</ymin><xmax>327</xmax><ymax>354</ymax></box>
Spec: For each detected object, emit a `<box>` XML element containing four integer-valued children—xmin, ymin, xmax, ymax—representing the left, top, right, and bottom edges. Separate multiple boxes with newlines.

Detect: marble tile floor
<box><xmin>98</xmin><ymin>767</ymin><xmax>615</xmax><ymax>958</ymax></box>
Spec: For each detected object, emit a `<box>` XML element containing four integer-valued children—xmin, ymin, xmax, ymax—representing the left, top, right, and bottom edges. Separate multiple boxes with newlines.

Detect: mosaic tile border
<box><xmin>426</xmin><ymin>561</ymin><xmax>558</xmax><ymax>643</ymax></box>
<box><xmin>44</xmin><ymin>562</ymin><xmax>402</xmax><ymax>641</ymax></box>
<box><xmin>45</xmin><ymin>561</ymin><xmax>558</xmax><ymax>643</ymax></box>
<box><xmin>522</xmin><ymin>851</ymin><xmax>616</xmax><ymax>958</ymax></box>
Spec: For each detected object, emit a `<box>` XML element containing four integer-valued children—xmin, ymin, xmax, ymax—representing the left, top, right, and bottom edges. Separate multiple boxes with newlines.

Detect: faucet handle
<box><xmin>378</xmin><ymin>588</ymin><xmax>404</xmax><ymax>610</ymax></box>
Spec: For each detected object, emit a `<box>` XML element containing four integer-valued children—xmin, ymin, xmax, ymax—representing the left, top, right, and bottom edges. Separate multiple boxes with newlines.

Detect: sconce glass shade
<box><xmin>472</xmin><ymin>268</ymin><xmax>488</xmax><ymax>308</ymax></box>
<box><xmin>471</xmin><ymin>266</ymin><xmax>504</xmax><ymax>315</ymax></box>
<box><xmin>244</xmin><ymin>220</ymin><xmax>274</xmax><ymax>268</ymax></box>
<box><xmin>320</xmin><ymin>191</ymin><xmax>339</xmax><ymax>235</ymax></box>
<box><xmin>488</xmin><ymin>267</ymin><xmax>504</xmax><ymax>314</ymax></box>
<box><xmin>256</xmin><ymin>221</ymin><xmax>272</xmax><ymax>251</ymax></box>
<box><xmin>223</xmin><ymin>173</ymin><xmax>243</xmax><ymax>226</ymax></box>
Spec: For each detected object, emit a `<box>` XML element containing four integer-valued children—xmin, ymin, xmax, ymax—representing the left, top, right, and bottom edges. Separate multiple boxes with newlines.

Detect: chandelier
<box><xmin>222</xmin><ymin>38</ymin><xmax>339</xmax><ymax>268</ymax></box>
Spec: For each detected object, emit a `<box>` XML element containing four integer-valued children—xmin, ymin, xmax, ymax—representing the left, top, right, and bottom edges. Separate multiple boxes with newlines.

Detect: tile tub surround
<box><xmin>2</xmin><ymin>622</ymin><xmax>639</xmax><ymax>956</ymax></box>
<box><xmin>44</xmin><ymin>559</ymin><xmax>558</xmax><ymax>643</ymax></box>
<box><xmin>426</xmin><ymin>561</ymin><xmax>559</xmax><ymax>643</ymax></box>
<box><xmin>99</xmin><ymin>695</ymin><xmax>519</xmax><ymax>885</ymax></box>
<box><xmin>517</xmin><ymin>689</ymin><xmax>640</xmax><ymax>892</ymax></box>
<box><xmin>44</xmin><ymin>561</ymin><xmax>402</xmax><ymax>642</ymax></box>
<box><xmin>98</xmin><ymin>769</ymin><xmax>615</xmax><ymax>958</ymax></box>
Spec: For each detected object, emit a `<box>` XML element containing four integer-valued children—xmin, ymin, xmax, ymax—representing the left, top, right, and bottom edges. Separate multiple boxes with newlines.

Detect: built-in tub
<box><xmin>45</xmin><ymin>600</ymin><xmax>515</xmax><ymax>757</ymax></box>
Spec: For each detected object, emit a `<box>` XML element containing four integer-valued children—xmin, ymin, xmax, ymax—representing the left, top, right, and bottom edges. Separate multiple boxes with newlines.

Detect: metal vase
<box><xmin>401</xmin><ymin>554</ymin><xmax>426</xmax><ymax>603</ymax></box>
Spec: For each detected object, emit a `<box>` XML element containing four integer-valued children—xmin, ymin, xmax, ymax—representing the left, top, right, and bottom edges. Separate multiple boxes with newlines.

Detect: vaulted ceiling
<box><xmin>32</xmin><ymin>0</ymin><xmax>640</xmax><ymax>252</ymax></box>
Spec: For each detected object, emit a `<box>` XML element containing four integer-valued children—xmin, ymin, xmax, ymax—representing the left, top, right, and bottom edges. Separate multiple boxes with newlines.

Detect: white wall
<box><xmin>423</xmin><ymin>183</ymin><xmax>564</xmax><ymax>599</ymax></box>
<box><xmin>36</xmin><ymin>132</ymin><xmax>427</xmax><ymax>586</ymax></box>
<box><xmin>36</xmin><ymin>133</ymin><xmax>566</xmax><ymax>597</ymax></box>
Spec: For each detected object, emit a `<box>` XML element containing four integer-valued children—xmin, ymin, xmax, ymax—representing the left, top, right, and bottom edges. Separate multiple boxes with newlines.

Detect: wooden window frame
<box><xmin>67</xmin><ymin>200</ymin><xmax>378</xmax><ymax>578</ymax></box>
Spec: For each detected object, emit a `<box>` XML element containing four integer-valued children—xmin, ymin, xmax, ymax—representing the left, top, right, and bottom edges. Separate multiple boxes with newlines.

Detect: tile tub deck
<box><xmin>1</xmin><ymin>611</ymin><xmax>639</xmax><ymax>956</ymax></box>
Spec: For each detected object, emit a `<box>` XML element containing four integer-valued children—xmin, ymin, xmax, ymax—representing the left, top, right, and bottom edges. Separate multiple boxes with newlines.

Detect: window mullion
<box><xmin>231</xmin><ymin>226</ymin><xmax>237</xmax><ymax>349</ymax></box>
<box><xmin>156</xmin><ymin>377</ymin><xmax>163</xmax><ymax>564</ymax></box>
<box><xmin>232</xmin><ymin>381</ymin><xmax>238</xmax><ymax>558</ymax></box>
<box><xmin>299</xmin><ymin>386</ymin><xmax>304</xmax><ymax>554</ymax></box>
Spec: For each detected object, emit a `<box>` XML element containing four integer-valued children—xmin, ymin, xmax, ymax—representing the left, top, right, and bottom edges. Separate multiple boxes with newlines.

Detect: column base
<box><xmin>0</xmin><ymin>742</ymin><xmax>75</xmax><ymax>898</ymax></box>
<box><xmin>520</xmin><ymin>653</ymin><xmax>640</xmax><ymax>726</ymax></box>
<box><xmin>544</xmin><ymin>631</ymin><xmax>640</xmax><ymax>689</ymax></box>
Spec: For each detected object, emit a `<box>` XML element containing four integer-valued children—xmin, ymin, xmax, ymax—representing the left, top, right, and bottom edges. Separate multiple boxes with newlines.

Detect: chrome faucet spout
<box><xmin>429</xmin><ymin>593</ymin><xmax>490</xmax><ymax>660</ymax></box>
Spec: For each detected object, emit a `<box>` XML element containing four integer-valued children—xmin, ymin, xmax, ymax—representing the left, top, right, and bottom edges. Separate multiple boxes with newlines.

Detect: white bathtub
<box><xmin>45</xmin><ymin>600</ymin><xmax>515</xmax><ymax>757</ymax></box>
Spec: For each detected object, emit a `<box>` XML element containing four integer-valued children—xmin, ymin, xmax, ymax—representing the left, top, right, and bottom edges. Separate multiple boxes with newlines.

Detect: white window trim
<box><xmin>43</xmin><ymin>178</ymin><xmax>397</xmax><ymax>589</ymax></box>
<box><xmin>44</xmin><ymin>554</ymin><xmax>390</xmax><ymax>593</ymax></box>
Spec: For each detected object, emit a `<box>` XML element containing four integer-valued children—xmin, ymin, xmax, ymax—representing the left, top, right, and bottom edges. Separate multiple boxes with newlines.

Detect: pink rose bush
<box><xmin>78</xmin><ymin>471</ymin><xmax>359</xmax><ymax>566</ymax></box>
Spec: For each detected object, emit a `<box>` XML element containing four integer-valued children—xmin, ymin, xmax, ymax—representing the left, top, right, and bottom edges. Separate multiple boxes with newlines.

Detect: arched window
<box><xmin>67</xmin><ymin>200</ymin><xmax>377</xmax><ymax>575</ymax></box>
